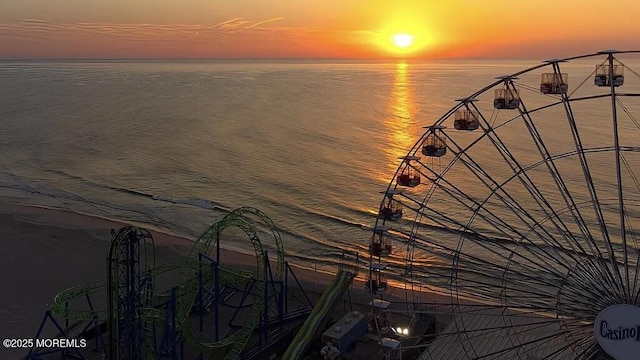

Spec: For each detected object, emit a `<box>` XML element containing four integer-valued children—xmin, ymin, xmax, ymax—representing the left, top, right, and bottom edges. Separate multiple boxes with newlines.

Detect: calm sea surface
<box><xmin>1</xmin><ymin>57</ymin><xmax>639</xmax><ymax>287</ymax></box>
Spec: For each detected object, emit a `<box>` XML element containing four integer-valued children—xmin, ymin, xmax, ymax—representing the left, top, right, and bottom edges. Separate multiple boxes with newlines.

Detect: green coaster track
<box><xmin>43</xmin><ymin>206</ymin><xmax>286</xmax><ymax>360</ymax></box>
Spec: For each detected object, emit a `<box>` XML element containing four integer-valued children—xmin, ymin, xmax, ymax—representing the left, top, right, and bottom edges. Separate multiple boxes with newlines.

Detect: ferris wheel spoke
<box><xmin>451</xmin><ymin>267</ymin><xmax>563</xmax><ymax>304</ymax></box>
<box><xmin>512</xmin><ymin>97</ymin><xmax>628</xmax><ymax>298</ymax></box>
<box><xmin>414</xmin><ymin>143</ymin><xmax>564</xmax><ymax>253</ymax></box>
<box><xmin>436</xmin><ymin>127</ymin><xmax>597</xmax><ymax>276</ymax></box>
<box><xmin>620</xmin><ymin>152</ymin><xmax>640</xmax><ymax>193</ymax></box>
<box><xmin>409</xmin><ymin>232</ymin><xmax>507</xmax><ymax>276</ymax></box>
<box><xmin>617</xmin><ymin>109</ymin><xmax>640</xmax><ymax>298</ymax></box>
<box><xmin>432</xmin><ymin>104</ymin><xmax>588</xmax><ymax>258</ymax></box>
<box><xmin>634</xmin><ymin>251</ymin><xmax>640</xmax><ymax>303</ymax></box>
<box><xmin>617</xmin><ymin>97</ymin><xmax>640</xmax><ymax>131</ymax></box>
<box><xmin>552</xmin><ymin>60</ymin><xmax>626</xmax><ymax>293</ymax></box>
<box><xmin>444</xmin><ymin>159</ymin><xmax>578</xmax><ymax>269</ymax></box>
<box><xmin>411</xmin><ymin>206</ymin><xmax>566</xmax><ymax>280</ymax></box>
<box><xmin>566</xmin><ymin>330</ymin><xmax>600</xmax><ymax>360</ymax></box>
<box><xmin>474</xmin><ymin>329</ymin><xmax>567</xmax><ymax>360</ymax></box>
<box><xmin>452</xmin><ymin>259</ymin><xmax>550</xmax><ymax>289</ymax></box>
<box><xmin>448</xmin><ymin>314</ymin><xmax>571</xmax><ymax>359</ymax></box>
<box><xmin>501</xmin><ymin>105</ymin><xmax>603</xmax><ymax>259</ymax></box>
<box><xmin>506</xmin><ymin>146</ymin><xmax>640</xmax><ymax>289</ymax></box>
<box><xmin>456</xmin><ymin>238</ymin><xmax>568</xmax><ymax>288</ymax></box>
<box><xmin>434</xmin><ymin>306</ymin><xmax>596</xmax><ymax>359</ymax></box>
<box><xmin>546</xmin><ymin>332</ymin><xmax>593</xmax><ymax>360</ymax></box>
<box><xmin>407</xmin><ymin>165</ymin><xmax>585</xmax><ymax>289</ymax></box>
<box><xmin>626</xmin><ymin>215</ymin><xmax>640</xmax><ymax>299</ymax></box>
<box><xmin>447</xmin><ymin>102</ymin><xmax>600</xmax><ymax>263</ymax></box>
<box><xmin>416</xmin><ymin>194</ymin><xmax>521</xmax><ymax>244</ymax></box>
<box><xmin>503</xmin><ymin>245</ymin><xmax>572</xmax><ymax>282</ymax></box>
<box><xmin>606</xmin><ymin>53</ymin><xmax>632</xmax><ymax>299</ymax></box>
<box><xmin>407</xmin><ymin>170</ymin><xmax>527</xmax><ymax>244</ymax></box>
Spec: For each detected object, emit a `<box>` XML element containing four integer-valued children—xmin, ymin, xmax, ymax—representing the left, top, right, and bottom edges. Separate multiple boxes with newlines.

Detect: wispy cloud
<box><xmin>0</xmin><ymin>17</ymin><xmax>317</xmax><ymax>43</ymax></box>
<box><xmin>212</xmin><ymin>18</ymin><xmax>243</xmax><ymax>27</ymax></box>
<box><xmin>244</xmin><ymin>17</ymin><xmax>284</xmax><ymax>29</ymax></box>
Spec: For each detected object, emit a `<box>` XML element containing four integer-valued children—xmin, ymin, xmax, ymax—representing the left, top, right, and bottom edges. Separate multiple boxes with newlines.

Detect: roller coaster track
<box><xmin>43</xmin><ymin>207</ymin><xmax>285</xmax><ymax>360</ymax></box>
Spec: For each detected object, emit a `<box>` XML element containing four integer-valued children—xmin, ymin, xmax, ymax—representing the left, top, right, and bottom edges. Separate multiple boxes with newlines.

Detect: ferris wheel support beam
<box><xmin>607</xmin><ymin>53</ymin><xmax>630</xmax><ymax>300</ymax></box>
<box><xmin>448</xmin><ymin>100</ymin><xmax>598</xmax><ymax>272</ymax></box>
<box><xmin>476</xmin><ymin>93</ymin><xmax>622</xmax><ymax>300</ymax></box>
<box><xmin>471</xmin><ymin>326</ymin><xmax>571</xmax><ymax>360</ymax></box>
<box><xmin>516</xmin><ymin>93</ymin><xmax>602</xmax><ymax>259</ymax></box>
<box><xmin>552</xmin><ymin>60</ymin><xmax>626</xmax><ymax>297</ymax></box>
<box><xmin>483</xmin><ymin>94</ymin><xmax>601</xmax><ymax>264</ymax></box>
<box><xmin>410</xmin><ymin>153</ymin><xmax>574</xmax><ymax>281</ymax></box>
<box><xmin>456</xmin><ymin>102</ymin><xmax>640</xmax><ymax>310</ymax></box>
<box><xmin>512</xmin><ymin>75</ymin><xmax>627</xmax><ymax>296</ymax></box>
<box><xmin>410</xmin><ymin>149</ymin><xmax>640</xmax><ymax>310</ymax></box>
<box><xmin>516</xmin><ymin>96</ymin><xmax>624</xmax><ymax>298</ymax></box>
<box><xmin>426</xmin><ymin>127</ymin><xmax>544</xmax><ymax>245</ymax></box>
<box><xmin>466</xmin><ymin>95</ymin><xmax>594</xmax><ymax>259</ymax></box>
<box><xmin>409</xmin><ymin>142</ymin><xmax>577</xmax><ymax>306</ymax></box>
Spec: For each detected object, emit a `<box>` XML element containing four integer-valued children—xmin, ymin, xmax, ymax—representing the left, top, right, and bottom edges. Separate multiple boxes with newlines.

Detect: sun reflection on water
<box><xmin>380</xmin><ymin>61</ymin><xmax>418</xmax><ymax>182</ymax></box>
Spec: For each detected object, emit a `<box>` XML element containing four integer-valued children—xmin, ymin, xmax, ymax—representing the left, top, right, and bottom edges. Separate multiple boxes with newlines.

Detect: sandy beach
<box><xmin>0</xmin><ymin>202</ymin><xmax>452</xmax><ymax>360</ymax></box>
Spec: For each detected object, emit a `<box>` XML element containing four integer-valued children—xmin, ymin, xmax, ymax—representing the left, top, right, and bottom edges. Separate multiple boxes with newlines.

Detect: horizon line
<box><xmin>0</xmin><ymin>56</ymin><xmax>548</xmax><ymax>62</ymax></box>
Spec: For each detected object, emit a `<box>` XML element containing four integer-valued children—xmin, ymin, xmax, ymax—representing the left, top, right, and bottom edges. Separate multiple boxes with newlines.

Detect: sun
<box><xmin>393</xmin><ymin>33</ymin><xmax>413</xmax><ymax>48</ymax></box>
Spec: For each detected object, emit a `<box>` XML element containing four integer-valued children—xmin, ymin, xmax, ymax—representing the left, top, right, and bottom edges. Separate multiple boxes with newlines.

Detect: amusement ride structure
<box><xmin>27</xmin><ymin>207</ymin><xmax>358</xmax><ymax>360</ymax></box>
<box><xmin>367</xmin><ymin>50</ymin><xmax>640</xmax><ymax>359</ymax></box>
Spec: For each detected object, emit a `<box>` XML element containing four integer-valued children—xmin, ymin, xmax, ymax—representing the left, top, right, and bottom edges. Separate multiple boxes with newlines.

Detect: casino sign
<box><xmin>594</xmin><ymin>304</ymin><xmax>640</xmax><ymax>360</ymax></box>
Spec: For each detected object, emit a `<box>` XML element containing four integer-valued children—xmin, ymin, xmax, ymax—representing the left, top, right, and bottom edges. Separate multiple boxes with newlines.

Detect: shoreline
<box><xmin>0</xmin><ymin>200</ymin><xmax>457</xmax><ymax>299</ymax></box>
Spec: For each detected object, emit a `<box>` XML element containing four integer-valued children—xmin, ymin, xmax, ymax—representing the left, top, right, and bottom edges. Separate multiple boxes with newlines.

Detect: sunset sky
<box><xmin>0</xmin><ymin>0</ymin><xmax>637</xmax><ymax>59</ymax></box>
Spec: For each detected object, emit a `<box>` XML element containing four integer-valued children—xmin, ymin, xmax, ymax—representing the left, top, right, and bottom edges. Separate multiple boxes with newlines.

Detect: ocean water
<box><xmin>1</xmin><ymin>55</ymin><xmax>639</xmax><ymax>295</ymax></box>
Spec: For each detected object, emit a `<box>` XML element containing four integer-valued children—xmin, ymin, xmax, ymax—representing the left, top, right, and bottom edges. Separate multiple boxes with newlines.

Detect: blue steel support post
<box><xmin>214</xmin><ymin>257</ymin><xmax>219</xmax><ymax>342</ymax></box>
<box><xmin>170</xmin><ymin>287</ymin><xmax>178</xmax><ymax>360</ymax></box>
<box><xmin>170</xmin><ymin>286</ymin><xmax>176</xmax><ymax>360</ymax></box>
<box><xmin>286</xmin><ymin>261</ymin><xmax>313</xmax><ymax>307</ymax></box>
<box><xmin>214</xmin><ymin>228</ymin><xmax>221</xmax><ymax>352</ymax></box>
<box><xmin>284</xmin><ymin>262</ymin><xmax>289</xmax><ymax>314</ymax></box>
<box><xmin>26</xmin><ymin>311</ymin><xmax>50</xmax><ymax>359</ymax></box>
<box><xmin>265</xmin><ymin>253</ymin><xmax>281</xmax><ymax>328</ymax></box>
<box><xmin>198</xmin><ymin>252</ymin><xmax>204</xmax><ymax>331</ymax></box>
<box><xmin>26</xmin><ymin>311</ymin><xmax>87</xmax><ymax>360</ymax></box>
<box><xmin>216</xmin><ymin>232</ymin><xmax>221</xmax><ymax>266</ymax></box>
<box><xmin>228</xmin><ymin>280</ymin><xmax>255</xmax><ymax>327</ymax></box>
<box><xmin>84</xmin><ymin>293</ymin><xmax>106</xmax><ymax>353</ymax></box>
<box><xmin>263</xmin><ymin>251</ymin><xmax>269</xmax><ymax>346</ymax></box>
<box><xmin>160</xmin><ymin>287</ymin><xmax>178</xmax><ymax>360</ymax></box>
<box><xmin>152</xmin><ymin>325</ymin><xmax>158</xmax><ymax>360</ymax></box>
<box><xmin>197</xmin><ymin>252</ymin><xmax>221</xmax><ymax>342</ymax></box>
<box><xmin>279</xmin><ymin>280</ymin><xmax>284</xmax><ymax>328</ymax></box>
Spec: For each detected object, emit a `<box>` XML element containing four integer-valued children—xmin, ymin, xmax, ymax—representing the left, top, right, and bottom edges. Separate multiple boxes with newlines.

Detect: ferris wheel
<box><xmin>368</xmin><ymin>50</ymin><xmax>640</xmax><ymax>360</ymax></box>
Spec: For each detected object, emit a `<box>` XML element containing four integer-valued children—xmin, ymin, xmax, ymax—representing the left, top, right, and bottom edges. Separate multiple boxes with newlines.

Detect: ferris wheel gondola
<box><xmin>493</xmin><ymin>78</ymin><xmax>521</xmax><ymax>110</ymax></box>
<box><xmin>595</xmin><ymin>63</ymin><xmax>625</xmax><ymax>87</ymax></box>
<box><xmin>379</xmin><ymin>189</ymin><xmax>404</xmax><ymax>221</ymax></box>
<box><xmin>421</xmin><ymin>125</ymin><xmax>447</xmax><ymax>157</ymax></box>
<box><xmin>396</xmin><ymin>156</ymin><xmax>422</xmax><ymax>187</ymax></box>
